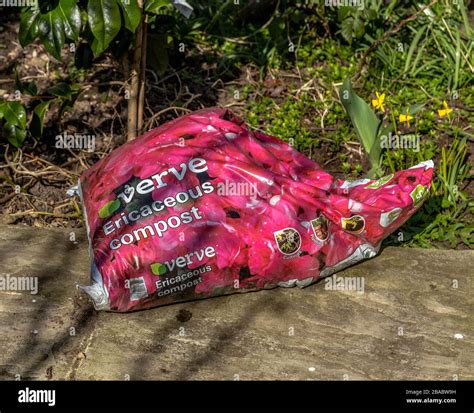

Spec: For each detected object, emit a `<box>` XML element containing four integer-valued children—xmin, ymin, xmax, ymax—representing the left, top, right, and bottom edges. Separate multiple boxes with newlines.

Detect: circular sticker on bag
<box><xmin>341</xmin><ymin>215</ymin><xmax>365</xmax><ymax>234</ymax></box>
<box><xmin>379</xmin><ymin>208</ymin><xmax>402</xmax><ymax>228</ymax></box>
<box><xmin>310</xmin><ymin>214</ymin><xmax>329</xmax><ymax>243</ymax></box>
<box><xmin>274</xmin><ymin>228</ymin><xmax>301</xmax><ymax>255</ymax></box>
<box><xmin>410</xmin><ymin>184</ymin><xmax>428</xmax><ymax>207</ymax></box>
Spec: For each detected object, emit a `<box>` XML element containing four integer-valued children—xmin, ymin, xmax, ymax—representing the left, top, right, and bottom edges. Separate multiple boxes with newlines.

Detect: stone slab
<box><xmin>0</xmin><ymin>224</ymin><xmax>472</xmax><ymax>380</ymax></box>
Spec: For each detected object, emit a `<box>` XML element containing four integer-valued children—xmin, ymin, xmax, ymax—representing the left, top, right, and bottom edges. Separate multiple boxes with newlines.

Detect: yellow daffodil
<box><xmin>399</xmin><ymin>111</ymin><xmax>413</xmax><ymax>127</ymax></box>
<box><xmin>371</xmin><ymin>92</ymin><xmax>385</xmax><ymax>112</ymax></box>
<box><xmin>438</xmin><ymin>100</ymin><xmax>453</xmax><ymax>118</ymax></box>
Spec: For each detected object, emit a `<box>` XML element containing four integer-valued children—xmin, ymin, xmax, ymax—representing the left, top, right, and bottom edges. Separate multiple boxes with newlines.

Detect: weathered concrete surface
<box><xmin>0</xmin><ymin>224</ymin><xmax>95</xmax><ymax>380</ymax></box>
<box><xmin>0</xmin><ymin>223</ymin><xmax>472</xmax><ymax>380</ymax></box>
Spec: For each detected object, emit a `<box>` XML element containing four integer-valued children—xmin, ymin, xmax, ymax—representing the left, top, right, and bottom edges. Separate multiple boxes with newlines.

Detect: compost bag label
<box><xmin>101</xmin><ymin>158</ymin><xmax>214</xmax><ymax>250</ymax></box>
<box><xmin>77</xmin><ymin>108</ymin><xmax>434</xmax><ymax>312</ymax></box>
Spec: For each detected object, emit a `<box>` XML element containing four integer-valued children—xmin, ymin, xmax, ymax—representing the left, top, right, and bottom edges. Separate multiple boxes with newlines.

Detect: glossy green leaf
<box><xmin>20</xmin><ymin>1</ymin><xmax>79</xmax><ymax>59</ymax></box>
<box><xmin>58</xmin><ymin>0</ymin><xmax>82</xmax><ymax>41</ymax></box>
<box><xmin>3</xmin><ymin>101</ymin><xmax>27</xmax><ymax>129</ymax></box>
<box><xmin>88</xmin><ymin>0</ymin><xmax>121</xmax><ymax>56</ymax></box>
<box><xmin>30</xmin><ymin>100</ymin><xmax>52</xmax><ymax>138</ymax></box>
<box><xmin>145</xmin><ymin>0</ymin><xmax>171</xmax><ymax>14</ymax></box>
<box><xmin>19</xmin><ymin>7</ymin><xmax>41</xmax><ymax>47</ymax></box>
<box><xmin>39</xmin><ymin>0</ymin><xmax>60</xmax><ymax>14</ymax></box>
<box><xmin>37</xmin><ymin>10</ymin><xmax>66</xmax><ymax>60</ymax></box>
<box><xmin>3</xmin><ymin>123</ymin><xmax>27</xmax><ymax>148</ymax></box>
<box><xmin>118</xmin><ymin>0</ymin><xmax>141</xmax><ymax>32</ymax></box>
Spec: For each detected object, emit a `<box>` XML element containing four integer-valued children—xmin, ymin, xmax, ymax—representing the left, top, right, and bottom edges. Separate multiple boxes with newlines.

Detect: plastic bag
<box><xmin>77</xmin><ymin>108</ymin><xmax>433</xmax><ymax>312</ymax></box>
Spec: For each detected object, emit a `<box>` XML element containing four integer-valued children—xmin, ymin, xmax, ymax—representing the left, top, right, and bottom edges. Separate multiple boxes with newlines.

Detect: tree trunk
<box><xmin>137</xmin><ymin>14</ymin><xmax>148</xmax><ymax>137</ymax></box>
<box><xmin>127</xmin><ymin>1</ymin><xmax>146</xmax><ymax>142</ymax></box>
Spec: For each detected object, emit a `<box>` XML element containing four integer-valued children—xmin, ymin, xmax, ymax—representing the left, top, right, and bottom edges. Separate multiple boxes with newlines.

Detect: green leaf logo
<box><xmin>98</xmin><ymin>199</ymin><xmax>120</xmax><ymax>218</ymax></box>
<box><xmin>410</xmin><ymin>184</ymin><xmax>428</xmax><ymax>207</ymax></box>
<box><xmin>365</xmin><ymin>173</ymin><xmax>394</xmax><ymax>189</ymax></box>
<box><xmin>150</xmin><ymin>263</ymin><xmax>167</xmax><ymax>276</ymax></box>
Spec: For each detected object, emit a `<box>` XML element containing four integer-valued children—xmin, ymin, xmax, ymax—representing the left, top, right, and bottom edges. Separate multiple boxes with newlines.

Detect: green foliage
<box><xmin>17</xmin><ymin>0</ymin><xmax>192</xmax><ymax>64</ymax></box>
<box><xmin>435</xmin><ymin>137</ymin><xmax>470</xmax><ymax>209</ymax></box>
<box><xmin>0</xmin><ymin>101</ymin><xmax>27</xmax><ymax>147</ymax></box>
<box><xmin>383</xmin><ymin>135</ymin><xmax>472</xmax><ymax>249</ymax></box>
<box><xmin>242</xmin><ymin>1</ymin><xmax>472</xmax><ymax>249</ymax></box>
<box><xmin>9</xmin><ymin>0</ymin><xmax>188</xmax><ymax>148</ymax></box>
<box><xmin>88</xmin><ymin>0</ymin><xmax>122</xmax><ymax>56</ymax></box>
<box><xmin>18</xmin><ymin>0</ymin><xmax>145</xmax><ymax>58</ymax></box>
<box><xmin>19</xmin><ymin>0</ymin><xmax>81</xmax><ymax>60</ymax></box>
<box><xmin>334</xmin><ymin>0</ymin><xmax>393</xmax><ymax>44</ymax></box>
<box><xmin>145</xmin><ymin>0</ymin><xmax>172</xmax><ymax>14</ymax></box>
<box><xmin>30</xmin><ymin>101</ymin><xmax>52</xmax><ymax>138</ymax></box>
<box><xmin>246</xmin><ymin>95</ymin><xmax>314</xmax><ymax>153</ymax></box>
<box><xmin>340</xmin><ymin>78</ymin><xmax>382</xmax><ymax>177</ymax></box>
<box><xmin>360</xmin><ymin>1</ymin><xmax>473</xmax><ymax>92</ymax></box>
<box><xmin>5</xmin><ymin>0</ymin><xmax>472</xmax><ymax>249</ymax></box>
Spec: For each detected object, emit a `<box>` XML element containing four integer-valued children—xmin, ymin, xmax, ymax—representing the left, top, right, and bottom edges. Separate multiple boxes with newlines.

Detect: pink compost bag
<box><xmin>77</xmin><ymin>108</ymin><xmax>433</xmax><ymax>312</ymax></box>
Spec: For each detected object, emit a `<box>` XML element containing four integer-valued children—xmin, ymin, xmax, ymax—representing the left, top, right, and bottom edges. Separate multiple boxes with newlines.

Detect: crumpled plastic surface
<box><xmin>77</xmin><ymin>108</ymin><xmax>434</xmax><ymax>312</ymax></box>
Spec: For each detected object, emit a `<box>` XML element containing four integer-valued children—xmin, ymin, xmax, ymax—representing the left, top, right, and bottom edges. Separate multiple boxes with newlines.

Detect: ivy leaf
<box><xmin>3</xmin><ymin>123</ymin><xmax>27</xmax><ymax>148</ymax></box>
<box><xmin>3</xmin><ymin>101</ymin><xmax>27</xmax><ymax>129</ymax></box>
<box><xmin>57</xmin><ymin>0</ymin><xmax>82</xmax><ymax>41</ymax></box>
<box><xmin>19</xmin><ymin>7</ymin><xmax>41</xmax><ymax>47</ymax></box>
<box><xmin>117</xmin><ymin>0</ymin><xmax>141</xmax><ymax>33</ymax></box>
<box><xmin>88</xmin><ymin>0</ymin><xmax>121</xmax><ymax>56</ymax></box>
<box><xmin>37</xmin><ymin>10</ymin><xmax>66</xmax><ymax>60</ymax></box>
